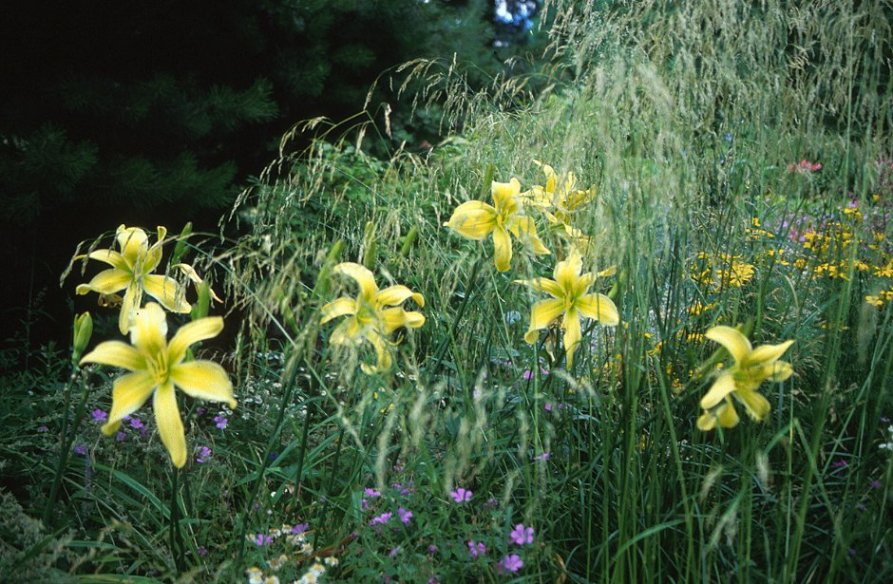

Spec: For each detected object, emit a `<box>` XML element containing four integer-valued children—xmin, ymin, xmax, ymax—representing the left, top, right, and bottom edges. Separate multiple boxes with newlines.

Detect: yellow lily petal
<box><xmin>168</xmin><ymin>316</ymin><xmax>224</xmax><ymax>364</ymax></box>
<box><xmin>493</xmin><ymin>226</ymin><xmax>513</xmax><ymax>272</ymax></box>
<box><xmin>154</xmin><ymin>381</ymin><xmax>187</xmax><ymax>468</ymax></box>
<box><xmin>101</xmin><ymin>371</ymin><xmax>156</xmax><ymax>436</ymax></box>
<box><xmin>116</xmin><ymin>225</ymin><xmax>149</xmax><ymax>265</ymax></box>
<box><xmin>717</xmin><ymin>400</ymin><xmax>741</xmax><ymax>427</ymax></box>
<box><xmin>87</xmin><ymin>249</ymin><xmax>129</xmax><ymax>271</ymax></box>
<box><xmin>734</xmin><ymin>389</ymin><xmax>771</xmax><ymax>421</ymax></box>
<box><xmin>577</xmin><ymin>293</ymin><xmax>620</xmax><ymax>326</ymax></box>
<box><xmin>80</xmin><ymin>268</ymin><xmax>132</xmax><ymax>295</ymax></box>
<box><xmin>705</xmin><ymin>326</ymin><xmax>752</xmax><ymax>364</ymax></box>
<box><xmin>143</xmin><ymin>274</ymin><xmax>191</xmax><ymax>314</ymax></box>
<box><xmin>330</xmin><ymin>318</ymin><xmax>361</xmax><ymax>346</ymax></box>
<box><xmin>334</xmin><ymin>263</ymin><xmax>379</xmax><ymax>300</ymax></box>
<box><xmin>142</xmin><ymin>226</ymin><xmax>167</xmax><ymax>273</ymax></box>
<box><xmin>562</xmin><ymin>308</ymin><xmax>583</xmax><ymax>367</ymax></box>
<box><xmin>524</xmin><ymin>298</ymin><xmax>564</xmax><ymax>343</ymax></box>
<box><xmin>118</xmin><ymin>283</ymin><xmax>142</xmax><ymax>335</ymax></box>
<box><xmin>766</xmin><ymin>360</ymin><xmax>794</xmax><ymax>382</ymax></box>
<box><xmin>445</xmin><ymin>201</ymin><xmax>497</xmax><ymax>240</ymax></box>
<box><xmin>171</xmin><ymin>361</ymin><xmax>236</xmax><ymax>409</ymax></box>
<box><xmin>321</xmin><ymin>297</ymin><xmax>357</xmax><ymax>324</ymax></box>
<box><xmin>553</xmin><ymin>252</ymin><xmax>583</xmax><ymax>291</ymax></box>
<box><xmin>521</xmin><ymin>186</ymin><xmax>553</xmax><ymax>208</ymax></box>
<box><xmin>130</xmin><ymin>303</ymin><xmax>168</xmax><ymax>356</ymax></box>
<box><xmin>697</xmin><ymin>411</ymin><xmax>717</xmax><ymax>431</ymax></box>
<box><xmin>380</xmin><ymin>307</ymin><xmax>425</xmax><ymax>334</ymax></box>
<box><xmin>514</xmin><ymin>277</ymin><xmax>563</xmax><ymax>298</ymax></box>
<box><xmin>746</xmin><ymin>340</ymin><xmax>795</xmax><ymax>367</ymax></box>
<box><xmin>508</xmin><ymin>216</ymin><xmax>550</xmax><ymax>255</ymax></box>
<box><xmin>700</xmin><ymin>372</ymin><xmax>736</xmax><ymax>409</ymax></box>
<box><xmin>363</xmin><ymin>331</ymin><xmax>393</xmax><ymax>373</ymax></box>
<box><xmin>491</xmin><ymin>178</ymin><xmax>521</xmax><ymax>211</ymax></box>
<box><xmin>377</xmin><ymin>285</ymin><xmax>424</xmax><ymax>308</ymax></box>
<box><xmin>80</xmin><ymin>341</ymin><xmax>146</xmax><ymax>371</ymax></box>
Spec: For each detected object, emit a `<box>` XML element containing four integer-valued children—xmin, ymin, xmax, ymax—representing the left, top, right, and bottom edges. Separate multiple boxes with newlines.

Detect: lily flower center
<box><xmin>146</xmin><ymin>349</ymin><xmax>171</xmax><ymax>385</ymax></box>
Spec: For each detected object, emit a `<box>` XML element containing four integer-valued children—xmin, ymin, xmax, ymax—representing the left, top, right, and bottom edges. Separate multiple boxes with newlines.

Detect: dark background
<box><xmin>0</xmin><ymin>0</ymin><xmax>543</xmax><ymax>362</ymax></box>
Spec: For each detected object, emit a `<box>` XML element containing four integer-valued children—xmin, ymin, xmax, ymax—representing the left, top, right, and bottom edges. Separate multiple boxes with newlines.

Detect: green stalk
<box><xmin>43</xmin><ymin>367</ymin><xmax>89</xmax><ymax>526</ymax></box>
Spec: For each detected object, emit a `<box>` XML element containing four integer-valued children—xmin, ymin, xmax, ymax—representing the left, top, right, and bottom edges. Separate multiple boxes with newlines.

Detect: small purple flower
<box><xmin>427</xmin><ymin>544</ymin><xmax>438</xmax><ymax>556</ymax></box>
<box><xmin>195</xmin><ymin>446</ymin><xmax>212</xmax><ymax>464</ymax></box>
<box><xmin>534</xmin><ymin>452</ymin><xmax>551</xmax><ymax>462</ymax></box>
<box><xmin>369</xmin><ymin>512</ymin><xmax>392</xmax><ymax>526</ymax></box>
<box><xmin>467</xmin><ymin>540</ymin><xmax>486</xmax><ymax>558</ymax></box>
<box><xmin>91</xmin><ymin>409</ymin><xmax>108</xmax><ymax>423</ymax></box>
<box><xmin>253</xmin><ymin>533</ymin><xmax>272</xmax><ymax>546</ymax></box>
<box><xmin>870</xmin><ymin>479</ymin><xmax>882</xmax><ymax>489</ymax></box>
<box><xmin>832</xmin><ymin>459</ymin><xmax>849</xmax><ymax>468</ymax></box>
<box><xmin>500</xmin><ymin>554</ymin><xmax>524</xmax><ymax>573</ymax></box>
<box><xmin>291</xmin><ymin>523</ymin><xmax>309</xmax><ymax>535</ymax></box>
<box><xmin>364</xmin><ymin>487</ymin><xmax>381</xmax><ymax>498</ymax></box>
<box><xmin>129</xmin><ymin>417</ymin><xmax>144</xmax><ymax>430</ymax></box>
<box><xmin>115</xmin><ymin>431</ymin><xmax>127</xmax><ymax>442</ymax></box>
<box><xmin>37</xmin><ymin>425</ymin><xmax>49</xmax><ymax>433</ymax></box>
<box><xmin>392</xmin><ymin>482</ymin><xmax>412</xmax><ymax>496</ymax></box>
<box><xmin>388</xmin><ymin>546</ymin><xmax>401</xmax><ymax>558</ymax></box>
<box><xmin>485</xmin><ymin>497</ymin><xmax>498</xmax><ymax>508</ymax></box>
<box><xmin>213</xmin><ymin>415</ymin><xmax>228</xmax><ymax>429</ymax></box>
<box><xmin>510</xmin><ymin>523</ymin><xmax>534</xmax><ymax>546</ymax></box>
<box><xmin>523</xmin><ymin>369</ymin><xmax>535</xmax><ymax>381</ymax></box>
<box><xmin>195</xmin><ymin>406</ymin><xmax>207</xmax><ymax>416</ymax></box>
<box><xmin>398</xmin><ymin>507</ymin><xmax>413</xmax><ymax>524</ymax></box>
<box><xmin>450</xmin><ymin>487</ymin><xmax>472</xmax><ymax>503</ymax></box>
<box><xmin>361</xmin><ymin>498</ymin><xmax>369</xmax><ymax>511</ymax></box>
<box><xmin>544</xmin><ymin>402</ymin><xmax>553</xmax><ymax>412</ymax></box>
<box><xmin>196</xmin><ymin>546</ymin><xmax>208</xmax><ymax>557</ymax></box>
<box><xmin>73</xmin><ymin>444</ymin><xmax>88</xmax><ymax>456</ymax></box>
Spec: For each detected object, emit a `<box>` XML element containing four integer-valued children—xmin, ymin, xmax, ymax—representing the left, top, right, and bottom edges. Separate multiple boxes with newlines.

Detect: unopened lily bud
<box><xmin>191</xmin><ymin>282</ymin><xmax>211</xmax><ymax>320</ymax></box>
<box><xmin>72</xmin><ymin>312</ymin><xmax>93</xmax><ymax>362</ymax></box>
<box><xmin>362</xmin><ymin>221</ymin><xmax>378</xmax><ymax>268</ymax></box>
<box><xmin>400</xmin><ymin>226</ymin><xmax>419</xmax><ymax>257</ymax></box>
<box><xmin>171</xmin><ymin>222</ymin><xmax>193</xmax><ymax>265</ymax></box>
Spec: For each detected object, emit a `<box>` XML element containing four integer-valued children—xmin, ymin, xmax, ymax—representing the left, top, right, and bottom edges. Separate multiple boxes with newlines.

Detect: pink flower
<box><xmin>398</xmin><ymin>507</ymin><xmax>413</xmax><ymax>524</ymax></box>
<box><xmin>500</xmin><ymin>553</ymin><xmax>524</xmax><ymax>573</ymax></box>
<box><xmin>450</xmin><ymin>487</ymin><xmax>473</xmax><ymax>503</ymax></box>
<box><xmin>509</xmin><ymin>523</ymin><xmax>534</xmax><ymax>545</ymax></box>
<box><xmin>369</xmin><ymin>512</ymin><xmax>392</xmax><ymax>526</ymax></box>
<box><xmin>467</xmin><ymin>540</ymin><xmax>487</xmax><ymax>558</ymax></box>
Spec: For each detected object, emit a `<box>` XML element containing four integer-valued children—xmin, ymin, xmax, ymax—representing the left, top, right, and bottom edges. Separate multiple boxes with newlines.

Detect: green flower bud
<box><xmin>72</xmin><ymin>312</ymin><xmax>93</xmax><ymax>362</ymax></box>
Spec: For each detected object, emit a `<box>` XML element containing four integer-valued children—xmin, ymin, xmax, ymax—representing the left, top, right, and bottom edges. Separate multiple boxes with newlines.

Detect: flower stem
<box><xmin>43</xmin><ymin>366</ymin><xmax>88</xmax><ymax>527</ymax></box>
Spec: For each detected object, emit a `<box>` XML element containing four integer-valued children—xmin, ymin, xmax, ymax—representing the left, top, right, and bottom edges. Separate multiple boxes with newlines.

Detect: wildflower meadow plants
<box><xmin>3</xmin><ymin>1</ymin><xmax>893</xmax><ymax>582</ymax></box>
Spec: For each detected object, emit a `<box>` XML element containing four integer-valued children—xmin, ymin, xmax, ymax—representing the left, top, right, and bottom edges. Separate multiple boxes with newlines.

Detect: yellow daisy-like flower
<box><xmin>77</xmin><ymin>225</ymin><xmax>191</xmax><ymax>334</ymax></box>
<box><xmin>445</xmin><ymin>178</ymin><xmax>549</xmax><ymax>272</ymax></box>
<box><xmin>321</xmin><ymin>263</ymin><xmax>425</xmax><ymax>374</ymax></box>
<box><xmin>80</xmin><ymin>303</ymin><xmax>236</xmax><ymax>467</ymax></box>
<box><xmin>697</xmin><ymin>326</ymin><xmax>794</xmax><ymax>431</ymax></box>
<box><xmin>515</xmin><ymin>250</ymin><xmax>619</xmax><ymax>367</ymax></box>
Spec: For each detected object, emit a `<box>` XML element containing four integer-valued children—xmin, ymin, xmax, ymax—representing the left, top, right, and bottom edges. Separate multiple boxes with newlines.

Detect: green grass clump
<box><xmin>2</xmin><ymin>1</ymin><xmax>893</xmax><ymax>582</ymax></box>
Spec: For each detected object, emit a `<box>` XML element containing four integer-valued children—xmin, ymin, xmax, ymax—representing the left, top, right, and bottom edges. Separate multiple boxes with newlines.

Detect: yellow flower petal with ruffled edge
<box><xmin>513</xmin><ymin>277</ymin><xmax>563</xmax><ymax>298</ymax></box>
<box><xmin>154</xmin><ymin>381</ymin><xmax>187</xmax><ymax>468</ymax></box>
<box><xmin>80</xmin><ymin>341</ymin><xmax>146</xmax><ymax>371</ymax></box>
<box><xmin>171</xmin><ymin>361</ymin><xmax>236</xmax><ymax>409</ymax></box>
<box><xmin>717</xmin><ymin>399</ymin><xmax>741</xmax><ymax>427</ymax></box>
<box><xmin>168</xmin><ymin>316</ymin><xmax>225</xmax><ymax>363</ymax></box>
<box><xmin>491</xmin><ymin>178</ymin><xmax>521</xmax><ymax>211</ymax></box>
<box><xmin>119</xmin><ymin>284</ymin><xmax>143</xmax><ymax>335</ymax></box>
<box><xmin>130</xmin><ymin>303</ymin><xmax>168</xmax><ymax>356</ymax></box>
<box><xmin>86</xmin><ymin>249</ymin><xmax>129</xmax><ymax>271</ymax></box>
<box><xmin>380</xmin><ymin>308</ymin><xmax>426</xmax><ymax>334</ymax></box>
<box><xmin>78</xmin><ymin>268</ymin><xmax>131</xmax><ymax>295</ymax></box>
<box><xmin>445</xmin><ymin>201</ymin><xmax>497</xmax><ymax>240</ymax></box>
<box><xmin>507</xmin><ymin>216</ymin><xmax>550</xmax><ymax>256</ymax></box>
<box><xmin>116</xmin><ymin>225</ymin><xmax>149</xmax><ymax>265</ymax></box>
<box><xmin>101</xmin><ymin>371</ymin><xmax>156</xmax><ymax>435</ymax></box>
<box><xmin>734</xmin><ymin>388</ymin><xmax>771</xmax><ymax>421</ymax></box>
<box><xmin>705</xmin><ymin>326</ymin><xmax>752</xmax><ymax>364</ymax></box>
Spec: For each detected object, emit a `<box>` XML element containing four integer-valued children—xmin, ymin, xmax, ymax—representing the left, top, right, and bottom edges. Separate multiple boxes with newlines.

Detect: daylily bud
<box><xmin>170</xmin><ymin>222</ymin><xmax>193</xmax><ymax>265</ymax></box>
<box><xmin>72</xmin><ymin>312</ymin><xmax>93</xmax><ymax>362</ymax></box>
<box><xmin>191</xmin><ymin>281</ymin><xmax>211</xmax><ymax>320</ymax></box>
<box><xmin>400</xmin><ymin>227</ymin><xmax>419</xmax><ymax>257</ymax></box>
<box><xmin>362</xmin><ymin>221</ymin><xmax>378</xmax><ymax>268</ymax></box>
<box><xmin>312</xmin><ymin>239</ymin><xmax>345</xmax><ymax>298</ymax></box>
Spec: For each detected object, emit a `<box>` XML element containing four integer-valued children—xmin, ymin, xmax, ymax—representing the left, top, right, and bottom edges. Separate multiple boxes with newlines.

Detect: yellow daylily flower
<box><xmin>77</xmin><ymin>225</ymin><xmax>191</xmax><ymax>334</ymax></box>
<box><xmin>523</xmin><ymin>161</ymin><xmax>596</xmax><ymax>224</ymax></box>
<box><xmin>697</xmin><ymin>326</ymin><xmax>794</xmax><ymax>431</ymax></box>
<box><xmin>445</xmin><ymin>178</ymin><xmax>550</xmax><ymax>272</ymax></box>
<box><xmin>80</xmin><ymin>303</ymin><xmax>236</xmax><ymax>468</ymax></box>
<box><xmin>515</xmin><ymin>250</ymin><xmax>620</xmax><ymax>367</ymax></box>
<box><xmin>321</xmin><ymin>263</ymin><xmax>425</xmax><ymax>374</ymax></box>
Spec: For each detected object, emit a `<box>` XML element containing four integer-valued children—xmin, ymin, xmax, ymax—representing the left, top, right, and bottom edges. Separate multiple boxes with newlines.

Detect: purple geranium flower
<box><xmin>213</xmin><ymin>415</ymin><xmax>228</xmax><ymax>429</ymax></box>
<box><xmin>510</xmin><ymin>523</ymin><xmax>534</xmax><ymax>545</ymax></box>
<box><xmin>500</xmin><ymin>554</ymin><xmax>524</xmax><ymax>573</ymax></box>
<box><xmin>91</xmin><ymin>409</ymin><xmax>108</xmax><ymax>423</ymax></box>
<box><xmin>398</xmin><ymin>507</ymin><xmax>413</xmax><ymax>524</ymax></box>
<box><xmin>195</xmin><ymin>446</ymin><xmax>212</xmax><ymax>464</ymax></box>
<box><xmin>467</xmin><ymin>540</ymin><xmax>486</xmax><ymax>558</ymax></box>
<box><xmin>450</xmin><ymin>487</ymin><xmax>472</xmax><ymax>503</ymax></box>
<box><xmin>369</xmin><ymin>512</ymin><xmax>392</xmax><ymax>526</ymax></box>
